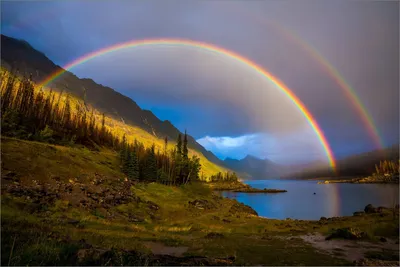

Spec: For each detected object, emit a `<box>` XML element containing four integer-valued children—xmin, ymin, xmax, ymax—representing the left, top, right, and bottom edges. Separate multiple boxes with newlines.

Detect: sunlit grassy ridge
<box><xmin>0</xmin><ymin>67</ymin><xmax>228</xmax><ymax>179</ymax></box>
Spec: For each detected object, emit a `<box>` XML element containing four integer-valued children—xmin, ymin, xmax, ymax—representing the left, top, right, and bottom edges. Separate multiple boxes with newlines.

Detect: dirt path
<box><xmin>299</xmin><ymin>233</ymin><xmax>399</xmax><ymax>262</ymax></box>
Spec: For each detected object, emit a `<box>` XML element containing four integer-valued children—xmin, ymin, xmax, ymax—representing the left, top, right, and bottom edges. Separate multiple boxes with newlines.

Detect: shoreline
<box><xmin>316</xmin><ymin>176</ymin><xmax>399</xmax><ymax>185</ymax></box>
<box><xmin>207</xmin><ymin>181</ymin><xmax>287</xmax><ymax>193</ymax></box>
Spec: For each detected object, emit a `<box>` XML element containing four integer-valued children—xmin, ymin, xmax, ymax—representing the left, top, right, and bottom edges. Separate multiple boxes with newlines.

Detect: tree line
<box><xmin>0</xmin><ymin>68</ymin><xmax>202</xmax><ymax>184</ymax></box>
<box><xmin>374</xmin><ymin>160</ymin><xmax>400</xmax><ymax>177</ymax></box>
<box><xmin>119</xmin><ymin>132</ymin><xmax>201</xmax><ymax>184</ymax></box>
<box><xmin>1</xmin><ymin>69</ymin><xmax>118</xmax><ymax>148</ymax></box>
<box><xmin>209</xmin><ymin>171</ymin><xmax>239</xmax><ymax>182</ymax></box>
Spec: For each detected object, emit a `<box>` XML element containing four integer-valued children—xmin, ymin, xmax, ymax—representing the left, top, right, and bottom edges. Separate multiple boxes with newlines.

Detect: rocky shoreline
<box><xmin>317</xmin><ymin>175</ymin><xmax>399</xmax><ymax>184</ymax></box>
<box><xmin>207</xmin><ymin>181</ymin><xmax>287</xmax><ymax>193</ymax></box>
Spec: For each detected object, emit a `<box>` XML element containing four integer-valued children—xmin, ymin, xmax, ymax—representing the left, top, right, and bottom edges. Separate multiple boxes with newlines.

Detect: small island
<box><xmin>233</xmin><ymin>187</ymin><xmax>287</xmax><ymax>193</ymax></box>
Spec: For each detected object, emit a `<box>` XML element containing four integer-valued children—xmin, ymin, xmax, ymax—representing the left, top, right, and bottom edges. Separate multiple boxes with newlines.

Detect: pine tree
<box><xmin>164</xmin><ymin>136</ymin><xmax>168</xmax><ymax>155</ymax></box>
<box><xmin>143</xmin><ymin>144</ymin><xmax>158</xmax><ymax>181</ymax></box>
<box><xmin>130</xmin><ymin>148</ymin><xmax>139</xmax><ymax>180</ymax></box>
<box><xmin>175</xmin><ymin>134</ymin><xmax>183</xmax><ymax>183</ymax></box>
<box><xmin>176</xmin><ymin>134</ymin><xmax>182</xmax><ymax>155</ymax></box>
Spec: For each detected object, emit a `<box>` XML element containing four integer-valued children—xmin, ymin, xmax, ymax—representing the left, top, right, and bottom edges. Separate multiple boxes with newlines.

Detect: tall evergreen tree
<box><xmin>131</xmin><ymin>148</ymin><xmax>140</xmax><ymax>180</ymax></box>
<box><xmin>176</xmin><ymin>134</ymin><xmax>182</xmax><ymax>155</ymax></box>
<box><xmin>143</xmin><ymin>144</ymin><xmax>158</xmax><ymax>181</ymax></box>
<box><xmin>181</xmin><ymin>131</ymin><xmax>190</xmax><ymax>183</ymax></box>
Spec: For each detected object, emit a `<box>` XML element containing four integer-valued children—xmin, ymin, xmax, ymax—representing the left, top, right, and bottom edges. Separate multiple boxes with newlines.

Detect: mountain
<box><xmin>223</xmin><ymin>155</ymin><xmax>282</xmax><ymax>179</ymax></box>
<box><xmin>283</xmin><ymin>144</ymin><xmax>400</xmax><ymax>179</ymax></box>
<box><xmin>0</xmin><ymin>34</ymin><xmax>226</xmax><ymax>168</ymax></box>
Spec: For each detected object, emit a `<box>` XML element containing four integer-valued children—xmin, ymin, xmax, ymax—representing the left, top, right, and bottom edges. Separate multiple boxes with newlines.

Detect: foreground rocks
<box><xmin>76</xmin><ymin>246</ymin><xmax>235</xmax><ymax>266</ymax></box>
<box><xmin>229</xmin><ymin>202</ymin><xmax>258</xmax><ymax>216</ymax></box>
<box><xmin>188</xmin><ymin>199</ymin><xmax>216</xmax><ymax>210</ymax></box>
<box><xmin>354</xmin><ymin>258</ymin><xmax>399</xmax><ymax>266</ymax></box>
<box><xmin>325</xmin><ymin>227</ymin><xmax>367</xmax><ymax>240</ymax></box>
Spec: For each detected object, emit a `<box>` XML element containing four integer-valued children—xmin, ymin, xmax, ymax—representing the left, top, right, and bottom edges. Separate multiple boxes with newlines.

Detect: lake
<box><xmin>220</xmin><ymin>179</ymin><xmax>399</xmax><ymax>220</ymax></box>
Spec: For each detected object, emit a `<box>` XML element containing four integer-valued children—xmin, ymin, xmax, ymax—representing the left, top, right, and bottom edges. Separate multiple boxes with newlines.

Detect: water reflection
<box><xmin>220</xmin><ymin>180</ymin><xmax>399</xmax><ymax>220</ymax></box>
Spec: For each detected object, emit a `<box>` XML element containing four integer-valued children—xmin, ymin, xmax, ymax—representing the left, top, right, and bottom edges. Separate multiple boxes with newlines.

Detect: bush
<box><xmin>36</xmin><ymin>125</ymin><xmax>55</xmax><ymax>143</ymax></box>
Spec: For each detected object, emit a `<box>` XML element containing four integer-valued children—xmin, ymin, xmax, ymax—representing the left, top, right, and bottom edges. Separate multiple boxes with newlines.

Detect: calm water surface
<box><xmin>220</xmin><ymin>179</ymin><xmax>399</xmax><ymax>220</ymax></box>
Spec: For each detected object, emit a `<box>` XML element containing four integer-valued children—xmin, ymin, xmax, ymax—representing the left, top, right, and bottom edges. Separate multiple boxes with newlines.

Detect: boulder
<box><xmin>353</xmin><ymin>211</ymin><xmax>365</xmax><ymax>216</ymax></box>
<box><xmin>188</xmin><ymin>199</ymin><xmax>215</xmax><ymax>210</ymax></box>
<box><xmin>364</xmin><ymin>204</ymin><xmax>377</xmax><ymax>213</ymax></box>
<box><xmin>4</xmin><ymin>171</ymin><xmax>18</xmax><ymax>181</ymax></box>
<box><xmin>229</xmin><ymin>202</ymin><xmax>258</xmax><ymax>216</ymax></box>
<box><xmin>67</xmin><ymin>219</ymin><xmax>80</xmax><ymax>225</ymax></box>
<box><xmin>147</xmin><ymin>201</ymin><xmax>160</xmax><ymax>211</ymax></box>
<box><xmin>205</xmin><ymin>232</ymin><xmax>225</xmax><ymax>239</ymax></box>
<box><xmin>326</xmin><ymin>227</ymin><xmax>367</xmax><ymax>240</ymax></box>
<box><xmin>128</xmin><ymin>214</ymin><xmax>145</xmax><ymax>223</ymax></box>
<box><xmin>77</xmin><ymin>248</ymin><xmax>110</xmax><ymax>264</ymax></box>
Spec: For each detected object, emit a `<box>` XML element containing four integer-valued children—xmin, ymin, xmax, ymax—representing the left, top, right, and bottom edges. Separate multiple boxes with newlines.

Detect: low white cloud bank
<box><xmin>197</xmin><ymin>128</ymin><xmax>328</xmax><ymax>165</ymax></box>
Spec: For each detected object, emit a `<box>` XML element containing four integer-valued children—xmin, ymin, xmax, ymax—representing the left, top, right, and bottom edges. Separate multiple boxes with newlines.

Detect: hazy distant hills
<box><xmin>225</xmin><ymin>144</ymin><xmax>399</xmax><ymax>180</ymax></box>
<box><xmin>223</xmin><ymin>155</ymin><xmax>282</xmax><ymax>179</ymax></box>
<box><xmin>283</xmin><ymin>144</ymin><xmax>400</xmax><ymax>179</ymax></box>
<box><xmin>0</xmin><ymin>34</ymin><xmax>226</xmax><ymax>168</ymax></box>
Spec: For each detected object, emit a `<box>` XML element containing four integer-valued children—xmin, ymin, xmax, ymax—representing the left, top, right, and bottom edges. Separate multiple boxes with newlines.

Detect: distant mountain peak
<box><xmin>242</xmin><ymin>154</ymin><xmax>261</xmax><ymax>161</ymax></box>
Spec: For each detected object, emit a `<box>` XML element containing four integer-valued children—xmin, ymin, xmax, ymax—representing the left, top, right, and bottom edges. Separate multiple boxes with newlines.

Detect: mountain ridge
<box><xmin>223</xmin><ymin>154</ymin><xmax>282</xmax><ymax>179</ymax></box>
<box><xmin>1</xmin><ymin>34</ymin><xmax>227</xmax><ymax>169</ymax></box>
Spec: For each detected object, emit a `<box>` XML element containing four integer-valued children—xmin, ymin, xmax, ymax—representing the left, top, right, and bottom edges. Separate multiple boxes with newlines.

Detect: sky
<box><xmin>1</xmin><ymin>0</ymin><xmax>399</xmax><ymax>165</ymax></box>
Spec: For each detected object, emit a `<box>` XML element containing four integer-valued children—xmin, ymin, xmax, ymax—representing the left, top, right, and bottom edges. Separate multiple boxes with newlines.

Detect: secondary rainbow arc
<box><xmin>39</xmin><ymin>38</ymin><xmax>337</xmax><ymax>170</ymax></box>
<box><xmin>226</xmin><ymin>2</ymin><xmax>383</xmax><ymax>149</ymax></box>
<box><xmin>270</xmin><ymin>21</ymin><xmax>384</xmax><ymax>149</ymax></box>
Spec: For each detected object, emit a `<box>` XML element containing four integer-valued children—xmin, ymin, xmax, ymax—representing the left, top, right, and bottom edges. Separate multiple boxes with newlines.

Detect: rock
<box><xmin>320</xmin><ymin>217</ymin><xmax>327</xmax><ymax>221</ymax></box>
<box><xmin>76</xmin><ymin>248</ymin><xmax>110</xmax><ymax>264</ymax></box>
<box><xmin>228</xmin><ymin>202</ymin><xmax>258</xmax><ymax>216</ymax></box>
<box><xmin>380</xmin><ymin>237</ymin><xmax>387</xmax><ymax>242</ymax></box>
<box><xmin>205</xmin><ymin>232</ymin><xmax>225</xmax><ymax>239</ymax></box>
<box><xmin>128</xmin><ymin>214</ymin><xmax>145</xmax><ymax>223</ymax></box>
<box><xmin>354</xmin><ymin>258</ymin><xmax>400</xmax><ymax>266</ymax></box>
<box><xmin>151</xmin><ymin>254</ymin><xmax>235</xmax><ymax>266</ymax></box>
<box><xmin>104</xmin><ymin>195</ymin><xmax>114</xmax><ymax>203</ymax></box>
<box><xmin>67</xmin><ymin>219</ymin><xmax>80</xmax><ymax>225</ymax></box>
<box><xmin>222</xmin><ymin>219</ymin><xmax>231</xmax><ymax>223</ymax></box>
<box><xmin>4</xmin><ymin>171</ymin><xmax>18</xmax><ymax>180</ymax></box>
<box><xmin>353</xmin><ymin>211</ymin><xmax>365</xmax><ymax>216</ymax></box>
<box><xmin>326</xmin><ymin>227</ymin><xmax>367</xmax><ymax>240</ymax></box>
<box><xmin>147</xmin><ymin>201</ymin><xmax>160</xmax><ymax>211</ymax></box>
<box><xmin>365</xmin><ymin>204</ymin><xmax>377</xmax><ymax>213</ymax></box>
<box><xmin>188</xmin><ymin>199</ymin><xmax>215</xmax><ymax>210</ymax></box>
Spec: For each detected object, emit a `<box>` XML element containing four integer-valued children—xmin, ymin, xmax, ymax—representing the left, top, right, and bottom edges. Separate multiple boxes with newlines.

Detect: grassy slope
<box><xmin>2</xmin><ymin>137</ymin><xmax>399</xmax><ymax>265</ymax></box>
<box><xmin>1</xmin><ymin>68</ymin><xmax>229</xmax><ymax>179</ymax></box>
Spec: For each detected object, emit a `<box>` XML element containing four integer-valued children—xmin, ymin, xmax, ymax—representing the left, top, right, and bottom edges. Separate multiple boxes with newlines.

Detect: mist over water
<box><xmin>220</xmin><ymin>180</ymin><xmax>399</xmax><ymax>220</ymax></box>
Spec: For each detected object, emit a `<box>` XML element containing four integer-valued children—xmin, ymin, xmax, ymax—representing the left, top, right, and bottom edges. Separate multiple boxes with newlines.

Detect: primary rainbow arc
<box><xmin>39</xmin><ymin>38</ymin><xmax>337</xmax><ymax>170</ymax></box>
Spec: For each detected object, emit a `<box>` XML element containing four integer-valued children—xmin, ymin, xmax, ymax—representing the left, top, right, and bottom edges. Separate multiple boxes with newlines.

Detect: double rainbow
<box><xmin>38</xmin><ymin>39</ymin><xmax>336</xmax><ymax>170</ymax></box>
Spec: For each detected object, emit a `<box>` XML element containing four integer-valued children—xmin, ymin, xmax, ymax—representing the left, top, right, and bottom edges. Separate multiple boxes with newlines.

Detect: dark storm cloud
<box><xmin>1</xmin><ymin>0</ymin><xmax>398</xmax><ymax>162</ymax></box>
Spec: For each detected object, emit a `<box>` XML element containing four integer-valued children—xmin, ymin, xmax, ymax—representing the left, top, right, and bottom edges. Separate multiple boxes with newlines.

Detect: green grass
<box><xmin>1</xmin><ymin>137</ymin><xmax>399</xmax><ymax>266</ymax></box>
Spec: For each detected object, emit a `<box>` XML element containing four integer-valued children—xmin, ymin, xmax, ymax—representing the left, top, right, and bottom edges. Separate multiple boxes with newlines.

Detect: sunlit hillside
<box><xmin>0</xmin><ymin>67</ymin><xmax>229</xmax><ymax>179</ymax></box>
